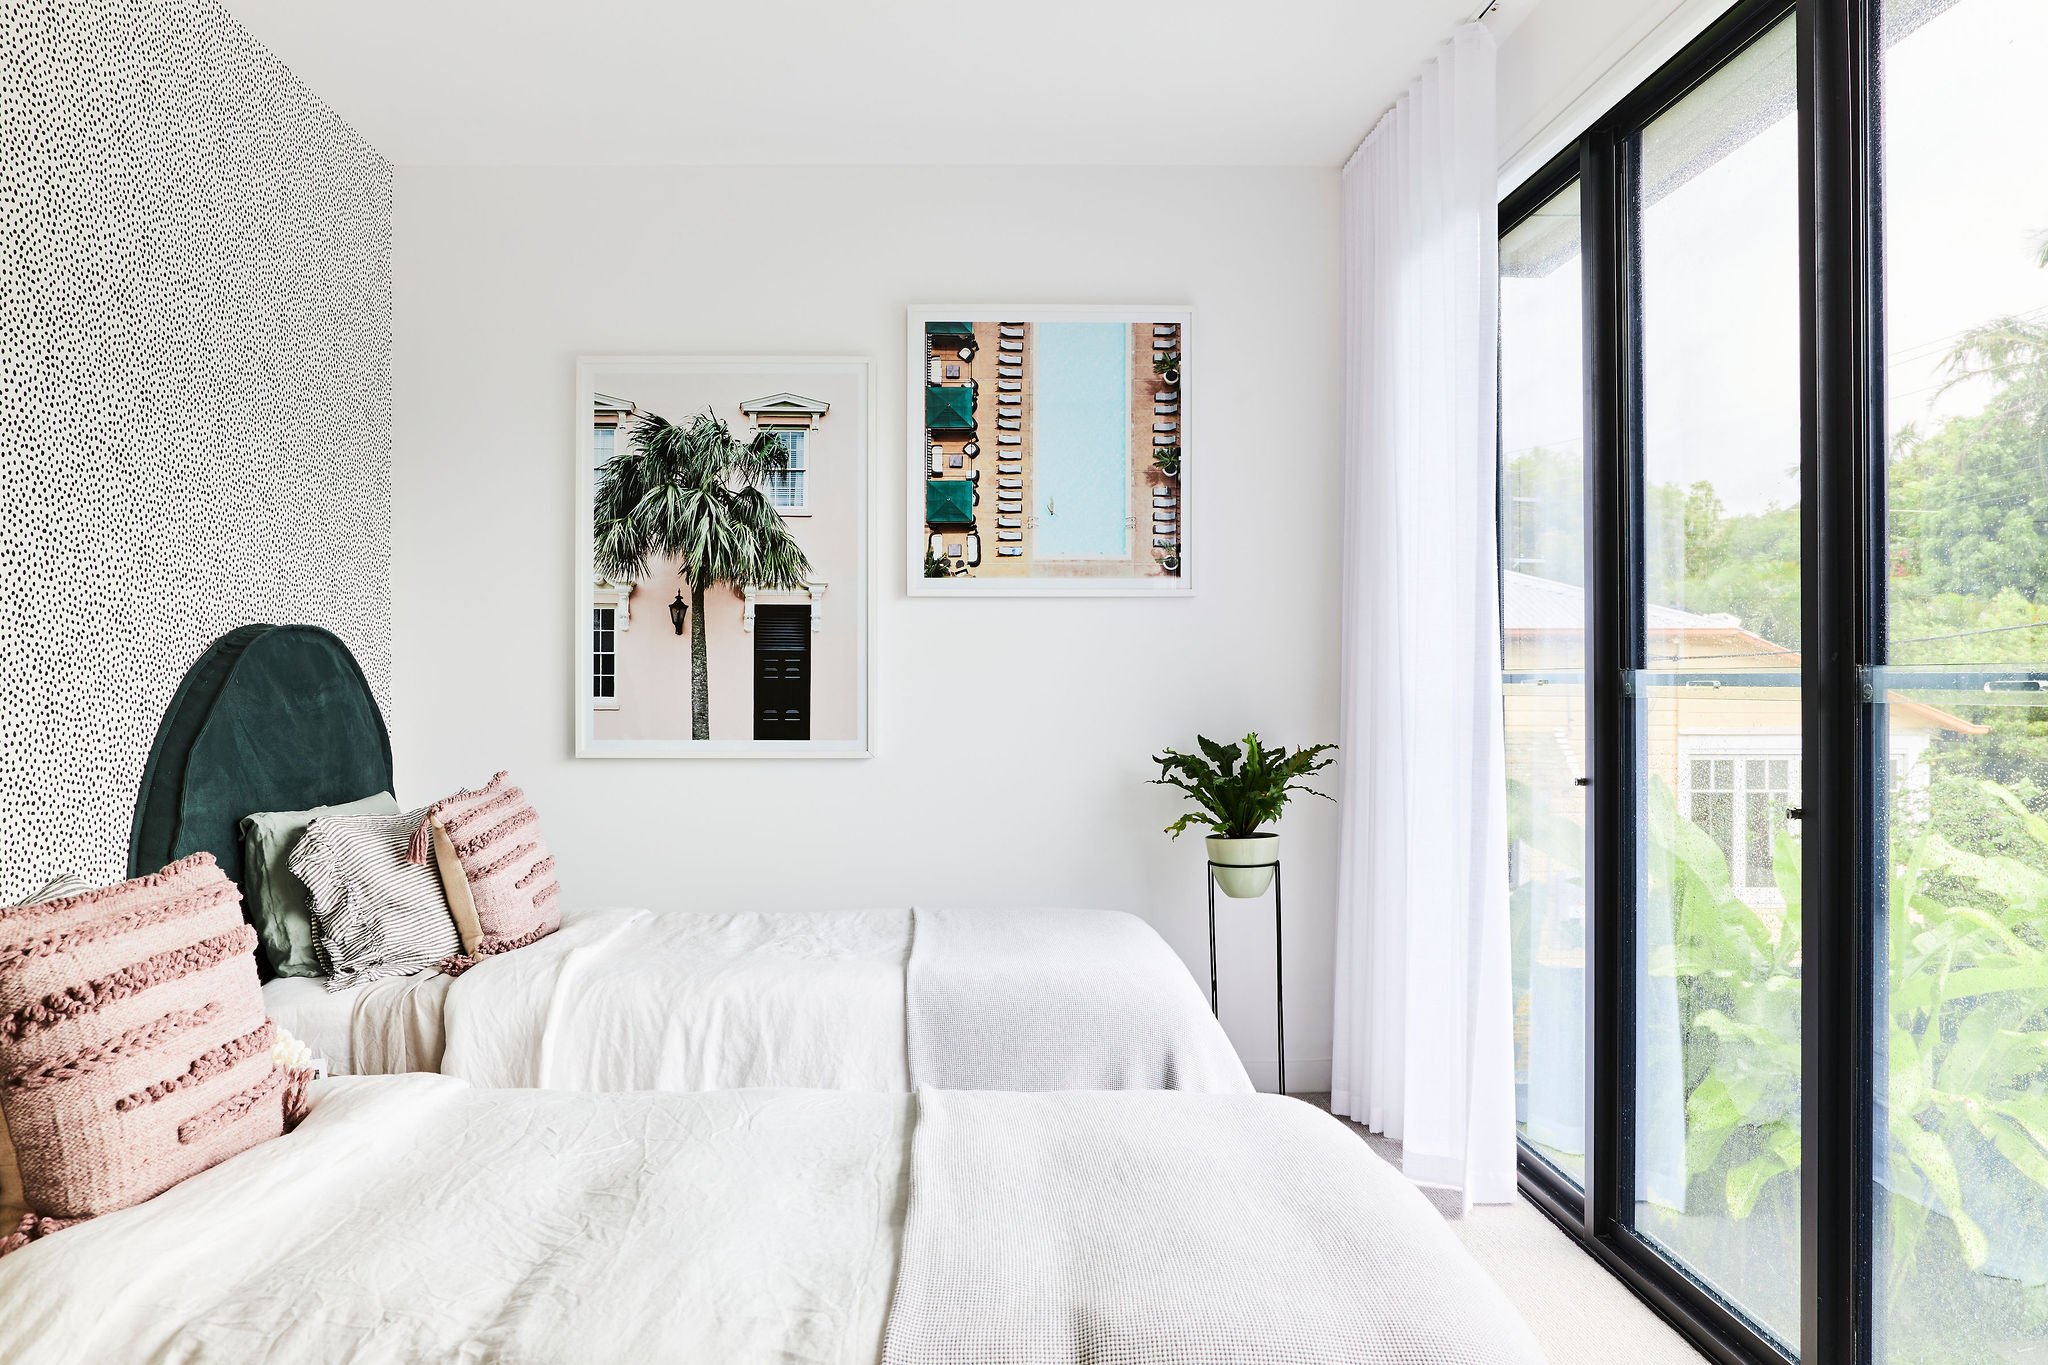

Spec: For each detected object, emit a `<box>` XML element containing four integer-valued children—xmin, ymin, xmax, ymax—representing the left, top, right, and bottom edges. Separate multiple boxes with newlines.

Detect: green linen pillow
<box><xmin>240</xmin><ymin>792</ymin><xmax>400</xmax><ymax>978</ymax></box>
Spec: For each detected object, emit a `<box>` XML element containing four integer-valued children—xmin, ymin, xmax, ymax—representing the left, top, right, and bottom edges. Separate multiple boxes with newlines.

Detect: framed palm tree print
<box><xmin>907</xmin><ymin>305</ymin><xmax>1193</xmax><ymax>597</ymax></box>
<box><xmin>575</xmin><ymin>356</ymin><xmax>872</xmax><ymax>758</ymax></box>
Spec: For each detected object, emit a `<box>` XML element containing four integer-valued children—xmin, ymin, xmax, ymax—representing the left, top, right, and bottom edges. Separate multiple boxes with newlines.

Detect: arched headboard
<box><xmin>128</xmin><ymin>624</ymin><xmax>393</xmax><ymax>893</ymax></box>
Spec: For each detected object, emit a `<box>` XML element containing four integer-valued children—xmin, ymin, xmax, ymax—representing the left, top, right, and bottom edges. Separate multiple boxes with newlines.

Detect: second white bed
<box><xmin>264</xmin><ymin>903</ymin><xmax>1254</xmax><ymax>1094</ymax></box>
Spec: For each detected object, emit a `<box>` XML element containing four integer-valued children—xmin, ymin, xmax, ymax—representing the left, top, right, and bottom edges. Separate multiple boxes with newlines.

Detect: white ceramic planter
<box><xmin>1206</xmin><ymin>832</ymin><xmax>1278</xmax><ymax>899</ymax></box>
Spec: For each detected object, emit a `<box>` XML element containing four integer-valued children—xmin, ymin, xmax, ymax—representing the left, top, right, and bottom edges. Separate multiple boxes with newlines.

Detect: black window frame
<box><xmin>1498</xmin><ymin>1</ymin><xmax>1882</xmax><ymax>1361</ymax></box>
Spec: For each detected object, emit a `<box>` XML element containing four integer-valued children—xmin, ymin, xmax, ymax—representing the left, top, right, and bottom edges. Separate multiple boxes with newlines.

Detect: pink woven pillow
<box><xmin>0</xmin><ymin>854</ymin><xmax>297</xmax><ymax>1253</ymax></box>
<box><xmin>407</xmin><ymin>772</ymin><xmax>560</xmax><ymax>974</ymax></box>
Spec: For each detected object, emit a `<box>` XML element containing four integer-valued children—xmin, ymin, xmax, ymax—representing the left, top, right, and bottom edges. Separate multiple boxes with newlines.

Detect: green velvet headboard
<box><xmin>128</xmin><ymin>624</ymin><xmax>393</xmax><ymax>894</ymax></box>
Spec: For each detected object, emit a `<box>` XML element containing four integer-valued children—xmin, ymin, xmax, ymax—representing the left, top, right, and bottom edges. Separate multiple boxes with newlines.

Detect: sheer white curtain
<box><xmin>1330</xmin><ymin>24</ymin><xmax>1516</xmax><ymax>1208</ymax></box>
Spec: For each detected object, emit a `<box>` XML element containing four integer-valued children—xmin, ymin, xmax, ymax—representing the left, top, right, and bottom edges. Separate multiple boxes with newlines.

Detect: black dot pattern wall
<box><xmin>0</xmin><ymin>1</ymin><xmax>393</xmax><ymax>899</ymax></box>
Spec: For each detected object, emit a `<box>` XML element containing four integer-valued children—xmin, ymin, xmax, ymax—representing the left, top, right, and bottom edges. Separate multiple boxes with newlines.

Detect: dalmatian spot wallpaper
<box><xmin>0</xmin><ymin>0</ymin><xmax>393</xmax><ymax>899</ymax></box>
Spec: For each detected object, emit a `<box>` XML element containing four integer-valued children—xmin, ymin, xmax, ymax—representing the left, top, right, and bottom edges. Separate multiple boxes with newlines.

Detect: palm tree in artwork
<box><xmin>594</xmin><ymin>410</ymin><xmax>810</xmax><ymax>740</ymax></box>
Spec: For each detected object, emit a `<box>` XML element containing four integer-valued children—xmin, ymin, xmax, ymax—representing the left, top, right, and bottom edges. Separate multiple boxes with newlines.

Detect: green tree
<box><xmin>594</xmin><ymin>411</ymin><xmax>810</xmax><ymax>740</ymax></box>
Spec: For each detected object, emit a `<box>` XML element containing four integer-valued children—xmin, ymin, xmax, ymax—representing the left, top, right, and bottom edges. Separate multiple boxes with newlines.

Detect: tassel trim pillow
<box><xmin>406</xmin><ymin>772</ymin><xmax>560</xmax><ymax>975</ymax></box>
<box><xmin>0</xmin><ymin>855</ymin><xmax>304</xmax><ymax>1254</ymax></box>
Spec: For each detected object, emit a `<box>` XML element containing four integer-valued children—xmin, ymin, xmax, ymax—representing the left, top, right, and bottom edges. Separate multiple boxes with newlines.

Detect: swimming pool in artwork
<box><xmin>1030</xmin><ymin>322</ymin><xmax>1130</xmax><ymax>560</ymax></box>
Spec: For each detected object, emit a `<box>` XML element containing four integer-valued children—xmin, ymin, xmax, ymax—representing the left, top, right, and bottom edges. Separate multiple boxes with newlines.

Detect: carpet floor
<box><xmin>1299</xmin><ymin>1094</ymin><xmax>1705</xmax><ymax>1364</ymax></box>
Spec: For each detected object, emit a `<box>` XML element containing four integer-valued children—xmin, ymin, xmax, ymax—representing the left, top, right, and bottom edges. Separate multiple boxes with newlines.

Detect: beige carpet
<box><xmin>1298</xmin><ymin>1094</ymin><xmax>1705</xmax><ymax>1363</ymax></box>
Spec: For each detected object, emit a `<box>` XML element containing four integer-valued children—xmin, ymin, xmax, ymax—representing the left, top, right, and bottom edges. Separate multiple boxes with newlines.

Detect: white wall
<box><xmin>392</xmin><ymin>165</ymin><xmax>1342</xmax><ymax>1091</ymax></box>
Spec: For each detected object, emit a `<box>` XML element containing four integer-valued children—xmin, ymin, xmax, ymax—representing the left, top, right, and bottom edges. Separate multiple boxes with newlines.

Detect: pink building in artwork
<box><xmin>586</xmin><ymin>366</ymin><xmax>863</xmax><ymax>744</ymax></box>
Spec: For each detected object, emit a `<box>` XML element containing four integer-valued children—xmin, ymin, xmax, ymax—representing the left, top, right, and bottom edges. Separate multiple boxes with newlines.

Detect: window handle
<box><xmin>1786</xmin><ymin>807</ymin><xmax>1804</xmax><ymax>820</ymax></box>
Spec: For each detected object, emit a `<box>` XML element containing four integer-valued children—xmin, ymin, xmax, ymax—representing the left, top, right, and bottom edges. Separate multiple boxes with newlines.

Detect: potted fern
<box><xmin>1151</xmin><ymin>733</ymin><xmax>1335</xmax><ymax>897</ymax></box>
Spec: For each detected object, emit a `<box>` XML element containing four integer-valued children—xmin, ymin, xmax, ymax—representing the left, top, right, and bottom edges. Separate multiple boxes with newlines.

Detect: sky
<box><xmin>1500</xmin><ymin>0</ymin><xmax>2048</xmax><ymax>520</ymax></box>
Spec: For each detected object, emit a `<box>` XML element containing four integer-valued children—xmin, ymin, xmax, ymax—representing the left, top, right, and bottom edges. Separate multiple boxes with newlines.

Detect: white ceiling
<box><xmin>219</xmin><ymin>0</ymin><xmax>1487</xmax><ymax>167</ymax></box>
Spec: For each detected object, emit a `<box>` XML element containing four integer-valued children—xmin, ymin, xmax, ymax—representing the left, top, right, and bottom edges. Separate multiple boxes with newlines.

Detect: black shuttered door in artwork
<box><xmin>752</xmin><ymin>605</ymin><xmax>812</xmax><ymax>741</ymax></box>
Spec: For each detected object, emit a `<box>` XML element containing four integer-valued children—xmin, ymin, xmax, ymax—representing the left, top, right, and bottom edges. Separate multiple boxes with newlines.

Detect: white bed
<box><xmin>0</xmin><ymin>1075</ymin><xmax>1545</xmax><ymax>1364</ymax></box>
<box><xmin>263</xmin><ymin>903</ymin><xmax>1254</xmax><ymax>1094</ymax></box>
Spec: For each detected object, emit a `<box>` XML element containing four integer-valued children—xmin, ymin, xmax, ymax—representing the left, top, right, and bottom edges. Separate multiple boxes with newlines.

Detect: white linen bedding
<box><xmin>259</xmin><ymin>975</ymin><xmax>357</xmax><ymax>1072</ymax></box>
<box><xmin>907</xmin><ymin>907</ymin><xmax>1250</xmax><ymax>1092</ymax></box>
<box><xmin>437</xmin><ymin>905</ymin><xmax>912</xmax><ymax>1090</ymax></box>
<box><xmin>308</xmin><ymin>903</ymin><xmax>1250</xmax><ymax>1094</ymax></box>
<box><xmin>886</xmin><ymin>1091</ymin><xmax>1545</xmax><ymax>1365</ymax></box>
<box><xmin>0</xmin><ymin>1079</ymin><xmax>1543</xmax><ymax>1365</ymax></box>
<box><xmin>0</xmin><ymin>1076</ymin><xmax>909</xmax><ymax>1365</ymax></box>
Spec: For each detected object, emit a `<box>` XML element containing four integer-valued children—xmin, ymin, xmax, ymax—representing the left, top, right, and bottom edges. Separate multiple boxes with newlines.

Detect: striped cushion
<box><xmin>0</xmin><ymin>854</ymin><xmax>285</xmax><ymax>1249</ymax></box>
<box><xmin>289</xmin><ymin>810</ymin><xmax>461</xmax><ymax>993</ymax></box>
<box><xmin>409</xmin><ymin>772</ymin><xmax>560</xmax><ymax>973</ymax></box>
<box><xmin>19</xmin><ymin>875</ymin><xmax>96</xmax><ymax>906</ymax></box>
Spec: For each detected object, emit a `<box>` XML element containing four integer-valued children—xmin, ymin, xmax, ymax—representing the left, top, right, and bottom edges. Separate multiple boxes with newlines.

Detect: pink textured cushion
<box><xmin>0</xmin><ymin>854</ymin><xmax>286</xmax><ymax>1249</ymax></box>
<box><xmin>408</xmin><ymin>772</ymin><xmax>560</xmax><ymax>971</ymax></box>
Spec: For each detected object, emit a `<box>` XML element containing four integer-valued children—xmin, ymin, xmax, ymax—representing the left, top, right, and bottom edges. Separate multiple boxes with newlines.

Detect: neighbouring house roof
<box><xmin>1502</xmin><ymin>571</ymin><xmax>1985</xmax><ymax>736</ymax></box>
<box><xmin>739</xmin><ymin>392</ymin><xmax>830</xmax><ymax>424</ymax></box>
<box><xmin>594</xmin><ymin>392</ymin><xmax>638</xmax><ymax>418</ymax></box>
<box><xmin>1504</xmin><ymin>571</ymin><xmax>1733</xmax><ymax>633</ymax></box>
<box><xmin>926</xmin><ymin>383</ymin><xmax>976</xmax><ymax>432</ymax></box>
<box><xmin>925</xmin><ymin>479</ymin><xmax>975</xmax><ymax>528</ymax></box>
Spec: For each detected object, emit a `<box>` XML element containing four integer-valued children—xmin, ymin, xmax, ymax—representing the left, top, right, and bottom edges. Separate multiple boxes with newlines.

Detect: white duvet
<box><xmin>318</xmin><ymin>905</ymin><xmax>1248</xmax><ymax>1095</ymax></box>
<box><xmin>0</xmin><ymin>1078</ymin><xmax>1544</xmax><ymax>1365</ymax></box>
<box><xmin>0</xmin><ymin>1075</ymin><xmax>908</xmax><ymax>1365</ymax></box>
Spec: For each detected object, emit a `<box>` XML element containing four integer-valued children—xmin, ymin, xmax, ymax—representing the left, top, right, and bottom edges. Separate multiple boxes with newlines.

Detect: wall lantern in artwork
<box><xmin>669</xmin><ymin>591</ymin><xmax>689</xmax><ymax>636</ymax></box>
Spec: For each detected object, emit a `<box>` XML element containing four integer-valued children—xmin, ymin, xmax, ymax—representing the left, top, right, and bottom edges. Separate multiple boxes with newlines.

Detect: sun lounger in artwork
<box><xmin>998</xmin><ymin>516</ymin><xmax>1022</xmax><ymax>528</ymax></box>
<box><xmin>1001</xmin><ymin>325</ymin><xmax>1026</xmax><ymax>338</ymax></box>
<box><xmin>929</xmin><ymin>446</ymin><xmax>944</xmax><ymax>475</ymax></box>
<box><xmin>998</xmin><ymin>434</ymin><xmax>1021</xmax><ymax>445</ymax></box>
<box><xmin>998</xmin><ymin>531</ymin><xmax>1023</xmax><ymax>542</ymax></box>
<box><xmin>1154</xmin><ymin>537</ymin><xmax>1178</xmax><ymax>550</ymax></box>
<box><xmin>999</xmin><ymin>340</ymin><xmax>1023</xmax><ymax>352</ymax></box>
<box><xmin>966</xmin><ymin>533</ymin><xmax>982</xmax><ymax>567</ymax></box>
<box><xmin>1153</xmin><ymin>434</ymin><xmax>1177</xmax><ymax>446</ymax></box>
<box><xmin>998</xmin><ymin>463</ymin><xmax>1021</xmax><ymax>474</ymax></box>
<box><xmin>931</xmin><ymin>533</ymin><xmax>945</xmax><ymax>558</ymax></box>
<box><xmin>998</xmin><ymin>365</ymin><xmax>1023</xmax><ymax>378</ymax></box>
<box><xmin>998</xmin><ymin>381</ymin><xmax>1022</xmax><ymax>392</ymax></box>
<box><xmin>997</xmin><ymin>478</ymin><xmax>1023</xmax><ymax>490</ymax></box>
<box><xmin>998</xmin><ymin>546</ymin><xmax>1023</xmax><ymax>557</ymax></box>
<box><xmin>1153</xmin><ymin>324</ymin><xmax>1178</xmax><ymax>336</ymax></box>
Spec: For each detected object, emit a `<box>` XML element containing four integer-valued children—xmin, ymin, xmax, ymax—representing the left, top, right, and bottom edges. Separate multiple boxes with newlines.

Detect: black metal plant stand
<box><xmin>1205</xmin><ymin>859</ymin><xmax>1284</xmax><ymax>1095</ymax></box>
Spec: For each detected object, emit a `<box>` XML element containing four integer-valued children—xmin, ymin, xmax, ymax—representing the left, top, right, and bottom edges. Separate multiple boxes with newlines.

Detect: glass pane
<box><xmin>1632</xmin><ymin>15</ymin><xmax>1802</xmax><ymax>1348</ymax></box>
<box><xmin>1878</xmin><ymin>1</ymin><xmax>2048</xmax><ymax>1359</ymax></box>
<box><xmin>1501</xmin><ymin>181</ymin><xmax>1589</xmax><ymax>1186</ymax></box>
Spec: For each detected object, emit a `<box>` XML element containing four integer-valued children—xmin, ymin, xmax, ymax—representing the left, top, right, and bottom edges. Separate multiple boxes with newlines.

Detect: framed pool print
<box><xmin>575</xmin><ymin>355</ymin><xmax>872</xmax><ymax>758</ymax></box>
<box><xmin>907</xmin><ymin>305</ymin><xmax>1193</xmax><ymax>597</ymax></box>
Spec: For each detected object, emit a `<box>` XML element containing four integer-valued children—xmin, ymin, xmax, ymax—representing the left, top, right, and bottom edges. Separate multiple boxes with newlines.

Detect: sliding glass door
<box><xmin>1873</xmin><ymin>1</ymin><xmax>2048</xmax><ymax>1359</ymax></box>
<box><xmin>1632</xmin><ymin>16</ymin><xmax>1805</xmax><ymax>1346</ymax></box>
<box><xmin>1498</xmin><ymin>1</ymin><xmax>2048</xmax><ymax>1361</ymax></box>
<box><xmin>1500</xmin><ymin>181</ymin><xmax>1589</xmax><ymax>1188</ymax></box>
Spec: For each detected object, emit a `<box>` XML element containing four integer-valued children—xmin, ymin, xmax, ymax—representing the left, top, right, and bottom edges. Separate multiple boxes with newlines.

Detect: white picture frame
<box><xmin>906</xmin><ymin>304</ymin><xmax>1195</xmax><ymax>598</ymax></box>
<box><xmin>574</xmin><ymin>355</ymin><xmax>873</xmax><ymax>759</ymax></box>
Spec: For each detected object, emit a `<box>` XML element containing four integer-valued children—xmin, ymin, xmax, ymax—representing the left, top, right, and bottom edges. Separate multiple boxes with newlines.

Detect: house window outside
<box><xmin>591</xmin><ymin>607</ymin><xmax>617</xmax><ymax>705</ymax></box>
<box><xmin>593</xmin><ymin>424</ymin><xmax>616</xmax><ymax>469</ymax></box>
<box><xmin>762</xmin><ymin>429</ymin><xmax>806</xmax><ymax>510</ymax></box>
<box><xmin>1686</xmin><ymin>753</ymin><xmax>1799</xmax><ymax>899</ymax></box>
